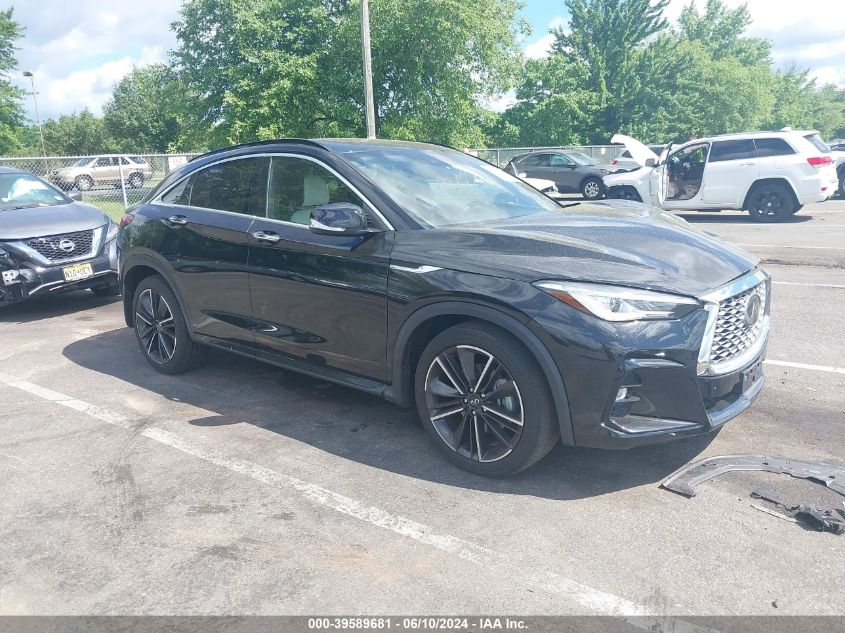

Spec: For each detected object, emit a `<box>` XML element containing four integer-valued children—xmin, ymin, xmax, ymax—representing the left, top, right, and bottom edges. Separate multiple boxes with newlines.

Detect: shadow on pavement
<box><xmin>0</xmin><ymin>290</ymin><xmax>120</xmax><ymax>324</ymax></box>
<box><xmin>676</xmin><ymin>212</ymin><xmax>814</xmax><ymax>224</ymax></box>
<box><xmin>63</xmin><ymin>328</ymin><xmax>716</xmax><ymax>501</ymax></box>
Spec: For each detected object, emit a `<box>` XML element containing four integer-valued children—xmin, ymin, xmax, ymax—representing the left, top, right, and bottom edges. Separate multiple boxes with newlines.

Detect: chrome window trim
<box><xmin>696</xmin><ymin>269</ymin><xmax>770</xmax><ymax>376</ymax></box>
<box><xmin>152</xmin><ymin>152</ymin><xmax>395</xmax><ymax>231</ymax></box>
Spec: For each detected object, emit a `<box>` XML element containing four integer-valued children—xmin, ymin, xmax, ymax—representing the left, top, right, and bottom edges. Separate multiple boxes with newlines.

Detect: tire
<box><xmin>581</xmin><ymin>177</ymin><xmax>604</xmax><ymax>200</ymax></box>
<box><xmin>75</xmin><ymin>175</ymin><xmax>93</xmax><ymax>191</ymax></box>
<box><xmin>132</xmin><ymin>275</ymin><xmax>208</xmax><ymax>374</ymax></box>
<box><xmin>619</xmin><ymin>186</ymin><xmax>642</xmax><ymax>202</ymax></box>
<box><xmin>128</xmin><ymin>172</ymin><xmax>144</xmax><ymax>189</ymax></box>
<box><xmin>91</xmin><ymin>278</ymin><xmax>121</xmax><ymax>297</ymax></box>
<box><xmin>745</xmin><ymin>183</ymin><xmax>795</xmax><ymax>222</ymax></box>
<box><xmin>414</xmin><ymin>321</ymin><xmax>559</xmax><ymax>477</ymax></box>
<box><xmin>838</xmin><ymin>172</ymin><xmax>844</xmax><ymax>199</ymax></box>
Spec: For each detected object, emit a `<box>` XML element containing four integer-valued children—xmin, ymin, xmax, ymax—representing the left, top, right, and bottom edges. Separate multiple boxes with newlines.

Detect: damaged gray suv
<box><xmin>0</xmin><ymin>167</ymin><xmax>119</xmax><ymax>306</ymax></box>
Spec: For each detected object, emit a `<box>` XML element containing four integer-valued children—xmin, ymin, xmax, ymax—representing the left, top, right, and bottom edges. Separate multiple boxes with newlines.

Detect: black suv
<box><xmin>119</xmin><ymin>139</ymin><xmax>770</xmax><ymax>476</ymax></box>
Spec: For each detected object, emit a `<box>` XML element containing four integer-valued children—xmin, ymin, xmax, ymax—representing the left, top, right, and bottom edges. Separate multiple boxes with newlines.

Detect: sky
<box><xmin>10</xmin><ymin>0</ymin><xmax>845</xmax><ymax>122</ymax></box>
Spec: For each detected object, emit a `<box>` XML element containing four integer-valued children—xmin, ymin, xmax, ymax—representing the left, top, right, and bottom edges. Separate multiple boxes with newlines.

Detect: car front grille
<box><xmin>25</xmin><ymin>229</ymin><xmax>95</xmax><ymax>263</ymax></box>
<box><xmin>709</xmin><ymin>282</ymin><xmax>768</xmax><ymax>366</ymax></box>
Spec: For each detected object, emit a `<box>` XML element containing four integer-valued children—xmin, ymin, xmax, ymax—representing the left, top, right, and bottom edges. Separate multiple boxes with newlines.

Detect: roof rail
<box><xmin>189</xmin><ymin>138</ymin><xmax>328</xmax><ymax>162</ymax></box>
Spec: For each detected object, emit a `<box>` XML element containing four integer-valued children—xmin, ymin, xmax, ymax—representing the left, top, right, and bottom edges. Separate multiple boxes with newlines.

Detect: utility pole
<box><xmin>23</xmin><ymin>71</ymin><xmax>47</xmax><ymax>158</ymax></box>
<box><xmin>361</xmin><ymin>0</ymin><xmax>376</xmax><ymax>139</ymax></box>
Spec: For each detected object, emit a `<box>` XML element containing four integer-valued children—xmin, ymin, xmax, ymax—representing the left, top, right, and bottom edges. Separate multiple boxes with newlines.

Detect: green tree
<box><xmin>41</xmin><ymin>110</ymin><xmax>115</xmax><ymax>155</ymax></box>
<box><xmin>103</xmin><ymin>64</ymin><xmax>184</xmax><ymax>153</ymax></box>
<box><xmin>0</xmin><ymin>8</ymin><xmax>25</xmax><ymax>154</ymax></box>
<box><xmin>170</xmin><ymin>0</ymin><xmax>527</xmax><ymax>148</ymax></box>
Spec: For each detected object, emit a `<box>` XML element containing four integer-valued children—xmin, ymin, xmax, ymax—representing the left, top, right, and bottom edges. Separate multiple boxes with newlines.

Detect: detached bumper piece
<box><xmin>661</xmin><ymin>454</ymin><xmax>845</xmax><ymax>498</ymax></box>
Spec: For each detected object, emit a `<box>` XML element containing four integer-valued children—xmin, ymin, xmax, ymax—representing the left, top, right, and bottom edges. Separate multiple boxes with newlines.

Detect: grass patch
<box><xmin>85</xmin><ymin>199</ymin><xmax>128</xmax><ymax>221</ymax></box>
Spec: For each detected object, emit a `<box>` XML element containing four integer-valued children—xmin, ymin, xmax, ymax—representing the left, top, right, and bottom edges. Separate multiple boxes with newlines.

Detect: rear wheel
<box><xmin>132</xmin><ymin>275</ymin><xmax>207</xmax><ymax>374</ymax></box>
<box><xmin>128</xmin><ymin>172</ymin><xmax>144</xmax><ymax>189</ymax></box>
<box><xmin>839</xmin><ymin>171</ymin><xmax>844</xmax><ymax>198</ymax></box>
<box><xmin>414</xmin><ymin>321</ymin><xmax>559</xmax><ymax>476</ymax></box>
<box><xmin>581</xmin><ymin>177</ymin><xmax>604</xmax><ymax>200</ymax></box>
<box><xmin>746</xmin><ymin>183</ymin><xmax>795</xmax><ymax>222</ymax></box>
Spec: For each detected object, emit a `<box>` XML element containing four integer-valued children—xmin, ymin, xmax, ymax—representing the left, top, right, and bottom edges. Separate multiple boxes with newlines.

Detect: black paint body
<box><xmin>119</xmin><ymin>139</ymin><xmax>764</xmax><ymax>450</ymax></box>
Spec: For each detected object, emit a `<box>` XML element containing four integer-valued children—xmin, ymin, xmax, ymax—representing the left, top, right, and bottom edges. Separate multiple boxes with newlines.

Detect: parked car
<box><xmin>829</xmin><ymin>144</ymin><xmax>845</xmax><ymax>198</ymax></box>
<box><xmin>611</xmin><ymin>144</ymin><xmax>666</xmax><ymax>171</ymax></box>
<box><xmin>119</xmin><ymin>139</ymin><xmax>770</xmax><ymax>476</ymax></box>
<box><xmin>604</xmin><ymin>130</ymin><xmax>838</xmax><ymax>222</ymax></box>
<box><xmin>505</xmin><ymin>150</ymin><xmax>610</xmax><ymax>200</ymax></box>
<box><xmin>0</xmin><ymin>167</ymin><xmax>120</xmax><ymax>306</ymax></box>
<box><xmin>50</xmin><ymin>155</ymin><xmax>153</xmax><ymax>192</ymax></box>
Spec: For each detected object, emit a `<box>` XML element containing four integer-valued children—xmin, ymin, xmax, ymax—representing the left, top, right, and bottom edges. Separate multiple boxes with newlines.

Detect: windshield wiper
<box><xmin>1</xmin><ymin>203</ymin><xmax>51</xmax><ymax>211</ymax></box>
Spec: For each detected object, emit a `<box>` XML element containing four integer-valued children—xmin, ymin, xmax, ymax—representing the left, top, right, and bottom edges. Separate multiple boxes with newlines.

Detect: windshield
<box><xmin>341</xmin><ymin>147</ymin><xmax>564</xmax><ymax>227</ymax></box>
<box><xmin>568</xmin><ymin>151</ymin><xmax>598</xmax><ymax>166</ymax></box>
<box><xmin>0</xmin><ymin>173</ymin><xmax>69</xmax><ymax>211</ymax></box>
<box><xmin>804</xmin><ymin>134</ymin><xmax>831</xmax><ymax>153</ymax></box>
<box><xmin>72</xmin><ymin>157</ymin><xmax>92</xmax><ymax>167</ymax></box>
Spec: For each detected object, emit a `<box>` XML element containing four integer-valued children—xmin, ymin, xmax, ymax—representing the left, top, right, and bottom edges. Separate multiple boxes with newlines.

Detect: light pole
<box><xmin>361</xmin><ymin>0</ymin><xmax>376</xmax><ymax>139</ymax></box>
<box><xmin>23</xmin><ymin>71</ymin><xmax>47</xmax><ymax>157</ymax></box>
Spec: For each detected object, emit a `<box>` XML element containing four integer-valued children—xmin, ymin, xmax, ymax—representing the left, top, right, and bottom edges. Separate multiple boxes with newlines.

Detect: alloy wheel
<box><xmin>751</xmin><ymin>189</ymin><xmax>785</xmax><ymax>217</ymax></box>
<box><xmin>424</xmin><ymin>345</ymin><xmax>524</xmax><ymax>463</ymax></box>
<box><xmin>583</xmin><ymin>180</ymin><xmax>601</xmax><ymax>199</ymax></box>
<box><xmin>135</xmin><ymin>289</ymin><xmax>177</xmax><ymax>364</ymax></box>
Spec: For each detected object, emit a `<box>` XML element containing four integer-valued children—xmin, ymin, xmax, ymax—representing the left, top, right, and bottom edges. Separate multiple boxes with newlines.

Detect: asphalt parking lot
<box><xmin>1</xmin><ymin>198</ymin><xmax>843</xmax><ymax>618</ymax></box>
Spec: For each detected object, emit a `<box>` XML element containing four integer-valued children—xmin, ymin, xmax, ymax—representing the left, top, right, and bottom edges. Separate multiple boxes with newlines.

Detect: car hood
<box><xmin>0</xmin><ymin>202</ymin><xmax>110</xmax><ymax>240</ymax></box>
<box><xmin>392</xmin><ymin>202</ymin><xmax>758</xmax><ymax>297</ymax></box>
<box><xmin>611</xmin><ymin>134</ymin><xmax>659</xmax><ymax>167</ymax></box>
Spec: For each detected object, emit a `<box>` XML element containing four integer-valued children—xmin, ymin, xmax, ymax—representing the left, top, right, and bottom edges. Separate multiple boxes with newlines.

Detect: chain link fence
<box><xmin>469</xmin><ymin>145</ymin><xmax>619</xmax><ymax>167</ymax></box>
<box><xmin>0</xmin><ymin>153</ymin><xmax>201</xmax><ymax>220</ymax></box>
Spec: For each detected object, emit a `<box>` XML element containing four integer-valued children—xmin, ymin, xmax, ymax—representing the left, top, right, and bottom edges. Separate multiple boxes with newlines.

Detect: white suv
<box><xmin>603</xmin><ymin>130</ymin><xmax>838</xmax><ymax>222</ymax></box>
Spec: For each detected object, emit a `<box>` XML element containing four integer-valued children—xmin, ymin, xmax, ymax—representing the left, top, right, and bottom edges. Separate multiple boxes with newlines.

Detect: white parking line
<box><xmin>0</xmin><ymin>376</ymin><xmax>717</xmax><ymax>628</ymax></box>
<box><xmin>772</xmin><ymin>281</ymin><xmax>845</xmax><ymax>289</ymax></box>
<box><xmin>765</xmin><ymin>360</ymin><xmax>845</xmax><ymax>375</ymax></box>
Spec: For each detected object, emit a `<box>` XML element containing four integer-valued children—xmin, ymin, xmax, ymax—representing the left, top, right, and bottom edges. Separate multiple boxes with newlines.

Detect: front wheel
<box><xmin>581</xmin><ymin>177</ymin><xmax>604</xmax><ymax>200</ymax></box>
<box><xmin>746</xmin><ymin>183</ymin><xmax>795</xmax><ymax>222</ymax></box>
<box><xmin>132</xmin><ymin>275</ymin><xmax>208</xmax><ymax>374</ymax></box>
<box><xmin>414</xmin><ymin>321</ymin><xmax>559</xmax><ymax>476</ymax></box>
<box><xmin>75</xmin><ymin>175</ymin><xmax>93</xmax><ymax>191</ymax></box>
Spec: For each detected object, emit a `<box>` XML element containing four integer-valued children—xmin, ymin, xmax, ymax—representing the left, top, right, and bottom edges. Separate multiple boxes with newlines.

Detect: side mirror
<box><xmin>69</xmin><ymin>191</ymin><xmax>83</xmax><ymax>201</ymax></box>
<box><xmin>309</xmin><ymin>203</ymin><xmax>373</xmax><ymax>237</ymax></box>
<box><xmin>644</xmin><ymin>158</ymin><xmax>656</xmax><ymax>167</ymax></box>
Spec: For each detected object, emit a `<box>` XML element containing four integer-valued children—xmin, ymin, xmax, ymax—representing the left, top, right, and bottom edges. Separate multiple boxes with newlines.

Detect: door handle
<box><xmin>251</xmin><ymin>230</ymin><xmax>281</xmax><ymax>244</ymax></box>
<box><xmin>167</xmin><ymin>215</ymin><xmax>188</xmax><ymax>225</ymax></box>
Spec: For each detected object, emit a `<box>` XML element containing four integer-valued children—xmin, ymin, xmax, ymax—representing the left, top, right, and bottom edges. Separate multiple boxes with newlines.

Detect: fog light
<box><xmin>615</xmin><ymin>387</ymin><xmax>628</xmax><ymax>402</ymax></box>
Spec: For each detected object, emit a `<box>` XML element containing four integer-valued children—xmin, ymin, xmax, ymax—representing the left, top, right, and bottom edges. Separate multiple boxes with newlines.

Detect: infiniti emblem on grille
<box><xmin>58</xmin><ymin>239</ymin><xmax>75</xmax><ymax>253</ymax></box>
<box><xmin>744</xmin><ymin>294</ymin><xmax>762</xmax><ymax>326</ymax></box>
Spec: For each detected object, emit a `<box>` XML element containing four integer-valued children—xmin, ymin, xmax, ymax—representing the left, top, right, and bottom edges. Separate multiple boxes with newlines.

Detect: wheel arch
<box><xmin>742</xmin><ymin>177</ymin><xmax>800</xmax><ymax>210</ymax></box>
<box><xmin>121</xmin><ymin>253</ymin><xmax>187</xmax><ymax>329</ymax></box>
<box><xmin>385</xmin><ymin>302</ymin><xmax>575</xmax><ymax>446</ymax></box>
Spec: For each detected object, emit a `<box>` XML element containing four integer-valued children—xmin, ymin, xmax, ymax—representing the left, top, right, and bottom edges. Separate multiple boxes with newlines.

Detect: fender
<box><xmin>120</xmin><ymin>251</ymin><xmax>190</xmax><ymax>330</ymax></box>
<box><xmin>385</xmin><ymin>301</ymin><xmax>576</xmax><ymax>446</ymax></box>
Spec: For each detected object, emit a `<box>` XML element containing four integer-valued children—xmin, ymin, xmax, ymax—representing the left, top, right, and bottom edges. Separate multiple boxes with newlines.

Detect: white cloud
<box><xmin>12</xmin><ymin>1</ymin><xmax>183</xmax><ymax>120</ymax></box>
<box><xmin>523</xmin><ymin>16</ymin><xmax>567</xmax><ymax>60</ymax></box>
<box><xmin>665</xmin><ymin>0</ymin><xmax>845</xmax><ymax>86</ymax></box>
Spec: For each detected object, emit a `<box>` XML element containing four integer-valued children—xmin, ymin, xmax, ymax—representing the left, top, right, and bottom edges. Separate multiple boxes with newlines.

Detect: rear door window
<box><xmin>708</xmin><ymin>140</ymin><xmax>756</xmax><ymax>163</ymax></box>
<box><xmin>162</xmin><ymin>158</ymin><xmax>261</xmax><ymax>215</ymax></box>
<box><xmin>754</xmin><ymin>138</ymin><xmax>796</xmax><ymax>157</ymax></box>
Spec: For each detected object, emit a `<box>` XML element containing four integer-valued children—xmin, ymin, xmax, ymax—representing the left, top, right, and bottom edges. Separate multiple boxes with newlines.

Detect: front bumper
<box><xmin>0</xmin><ymin>239</ymin><xmax>118</xmax><ymax>306</ymax></box>
<box><xmin>530</xmin><ymin>272</ymin><xmax>769</xmax><ymax>449</ymax></box>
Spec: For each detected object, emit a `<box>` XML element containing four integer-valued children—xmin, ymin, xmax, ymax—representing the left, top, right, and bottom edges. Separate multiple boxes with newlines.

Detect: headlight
<box><xmin>534</xmin><ymin>281</ymin><xmax>700</xmax><ymax>322</ymax></box>
<box><xmin>105</xmin><ymin>221</ymin><xmax>119</xmax><ymax>241</ymax></box>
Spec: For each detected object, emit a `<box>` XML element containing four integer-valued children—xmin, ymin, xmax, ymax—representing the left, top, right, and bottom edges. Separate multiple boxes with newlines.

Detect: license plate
<box><xmin>62</xmin><ymin>263</ymin><xmax>94</xmax><ymax>282</ymax></box>
<box><xmin>742</xmin><ymin>360</ymin><xmax>764</xmax><ymax>392</ymax></box>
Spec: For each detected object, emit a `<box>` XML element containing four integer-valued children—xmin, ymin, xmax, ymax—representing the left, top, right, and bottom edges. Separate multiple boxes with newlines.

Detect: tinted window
<box><xmin>709</xmin><ymin>140</ymin><xmax>755</xmax><ymax>162</ymax></box>
<box><xmin>549</xmin><ymin>154</ymin><xmax>575</xmax><ymax>167</ymax></box>
<box><xmin>163</xmin><ymin>158</ymin><xmax>258</xmax><ymax>214</ymax></box>
<box><xmin>804</xmin><ymin>133</ymin><xmax>831</xmax><ymax>153</ymax></box>
<box><xmin>517</xmin><ymin>154</ymin><xmax>548</xmax><ymax>167</ymax></box>
<box><xmin>754</xmin><ymin>138</ymin><xmax>795</xmax><ymax>157</ymax></box>
<box><xmin>267</xmin><ymin>157</ymin><xmax>364</xmax><ymax>225</ymax></box>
